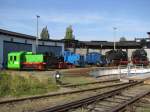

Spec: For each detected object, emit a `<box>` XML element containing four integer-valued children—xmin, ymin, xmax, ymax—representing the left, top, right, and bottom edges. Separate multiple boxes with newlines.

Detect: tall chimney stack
<box><xmin>147</xmin><ymin>32</ymin><xmax>150</xmax><ymax>38</ymax></box>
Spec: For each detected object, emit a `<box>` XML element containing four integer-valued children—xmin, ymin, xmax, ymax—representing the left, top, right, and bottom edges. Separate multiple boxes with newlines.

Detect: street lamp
<box><xmin>36</xmin><ymin>15</ymin><xmax>40</xmax><ymax>53</ymax></box>
<box><xmin>113</xmin><ymin>27</ymin><xmax>117</xmax><ymax>50</ymax></box>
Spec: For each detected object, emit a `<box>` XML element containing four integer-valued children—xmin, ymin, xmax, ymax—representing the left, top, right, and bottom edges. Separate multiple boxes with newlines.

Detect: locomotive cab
<box><xmin>7</xmin><ymin>52</ymin><xmax>46</xmax><ymax>70</ymax></box>
<box><xmin>7</xmin><ymin>52</ymin><xmax>24</xmax><ymax>69</ymax></box>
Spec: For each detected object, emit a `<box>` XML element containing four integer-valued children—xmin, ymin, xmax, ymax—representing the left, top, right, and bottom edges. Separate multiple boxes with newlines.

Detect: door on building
<box><xmin>37</xmin><ymin>45</ymin><xmax>62</xmax><ymax>57</ymax></box>
<box><xmin>3</xmin><ymin>41</ymin><xmax>32</xmax><ymax>68</ymax></box>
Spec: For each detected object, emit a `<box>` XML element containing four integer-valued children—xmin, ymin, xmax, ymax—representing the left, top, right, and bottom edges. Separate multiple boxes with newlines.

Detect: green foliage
<box><xmin>64</xmin><ymin>25</ymin><xmax>75</xmax><ymax>40</ymax></box>
<box><xmin>40</xmin><ymin>26</ymin><xmax>50</xmax><ymax>40</ymax></box>
<box><xmin>0</xmin><ymin>74</ymin><xmax>12</xmax><ymax>96</ymax></box>
<box><xmin>0</xmin><ymin>74</ymin><xmax>58</xmax><ymax>97</ymax></box>
<box><xmin>120</xmin><ymin>37</ymin><xmax>127</xmax><ymax>41</ymax></box>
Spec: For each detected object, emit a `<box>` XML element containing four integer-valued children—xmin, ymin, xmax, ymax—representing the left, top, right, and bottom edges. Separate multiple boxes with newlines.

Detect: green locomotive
<box><xmin>7</xmin><ymin>52</ymin><xmax>46</xmax><ymax>70</ymax></box>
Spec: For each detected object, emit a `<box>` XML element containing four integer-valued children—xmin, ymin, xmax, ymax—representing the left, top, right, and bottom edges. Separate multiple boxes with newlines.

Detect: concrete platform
<box><xmin>89</xmin><ymin>67</ymin><xmax>150</xmax><ymax>83</ymax></box>
<box><xmin>127</xmin><ymin>73</ymin><xmax>150</xmax><ymax>80</ymax></box>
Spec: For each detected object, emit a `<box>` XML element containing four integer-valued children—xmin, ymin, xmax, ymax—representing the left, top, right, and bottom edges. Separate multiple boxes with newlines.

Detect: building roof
<box><xmin>0</xmin><ymin>29</ymin><xmax>63</xmax><ymax>43</ymax></box>
<box><xmin>65</xmin><ymin>40</ymin><xmax>142</xmax><ymax>49</ymax></box>
<box><xmin>0</xmin><ymin>29</ymin><xmax>143</xmax><ymax>49</ymax></box>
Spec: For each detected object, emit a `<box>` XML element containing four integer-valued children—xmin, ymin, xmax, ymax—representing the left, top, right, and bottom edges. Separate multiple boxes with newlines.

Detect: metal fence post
<box><xmin>127</xmin><ymin>64</ymin><xmax>130</xmax><ymax>76</ymax></box>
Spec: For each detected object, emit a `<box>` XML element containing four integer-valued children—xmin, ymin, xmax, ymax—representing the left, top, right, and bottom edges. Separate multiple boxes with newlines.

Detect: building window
<box><xmin>42</xmin><ymin>42</ymin><xmax>44</xmax><ymax>45</ymax></box>
<box><xmin>10</xmin><ymin>38</ymin><xmax>13</xmax><ymax>42</ymax></box>
<box><xmin>25</xmin><ymin>40</ymin><xmax>27</xmax><ymax>44</ymax></box>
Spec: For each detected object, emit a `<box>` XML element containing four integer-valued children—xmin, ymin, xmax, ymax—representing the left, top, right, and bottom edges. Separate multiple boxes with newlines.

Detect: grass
<box><xmin>60</xmin><ymin>75</ymin><xmax>96</xmax><ymax>84</ymax></box>
<box><xmin>136</xmin><ymin>108</ymin><xmax>150</xmax><ymax>112</ymax></box>
<box><xmin>0</xmin><ymin>73</ymin><xmax>59</xmax><ymax>97</ymax></box>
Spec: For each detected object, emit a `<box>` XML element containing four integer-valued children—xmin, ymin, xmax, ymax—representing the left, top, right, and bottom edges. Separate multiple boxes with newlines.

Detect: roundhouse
<box><xmin>0</xmin><ymin>29</ymin><xmax>64</xmax><ymax>68</ymax></box>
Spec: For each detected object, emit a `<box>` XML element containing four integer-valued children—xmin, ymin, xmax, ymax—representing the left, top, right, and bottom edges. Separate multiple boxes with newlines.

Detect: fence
<box><xmin>89</xmin><ymin>65</ymin><xmax>150</xmax><ymax>79</ymax></box>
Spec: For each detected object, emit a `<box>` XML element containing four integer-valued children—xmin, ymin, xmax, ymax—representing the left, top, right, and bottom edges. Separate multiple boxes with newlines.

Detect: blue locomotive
<box><xmin>86</xmin><ymin>52</ymin><xmax>107</xmax><ymax>66</ymax></box>
<box><xmin>63</xmin><ymin>50</ymin><xmax>85</xmax><ymax>67</ymax></box>
<box><xmin>63</xmin><ymin>51</ymin><xmax>107</xmax><ymax>67</ymax></box>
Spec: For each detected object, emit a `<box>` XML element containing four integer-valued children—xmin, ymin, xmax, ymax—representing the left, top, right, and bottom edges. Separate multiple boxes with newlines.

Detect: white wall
<box><xmin>127</xmin><ymin>49</ymin><xmax>136</xmax><ymax>60</ymax></box>
<box><xmin>89</xmin><ymin>49</ymin><xmax>100</xmax><ymax>53</ymax></box>
<box><xmin>144</xmin><ymin>49</ymin><xmax>150</xmax><ymax>61</ymax></box>
<box><xmin>76</xmin><ymin>48</ymin><xmax>87</xmax><ymax>55</ymax></box>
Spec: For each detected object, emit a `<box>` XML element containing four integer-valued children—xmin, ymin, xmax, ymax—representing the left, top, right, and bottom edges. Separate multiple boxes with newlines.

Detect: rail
<box><xmin>0</xmin><ymin>81</ymin><xmax>128</xmax><ymax>105</ymax></box>
<box><xmin>107</xmin><ymin>90</ymin><xmax>150</xmax><ymax>112</ymax></box>
<box><xmin>38</xmin><ymin>81</ymin><xmax>142</xmax><ymax>112</ymax></box>
<box><xmin>61</xmin><ymin>79</ymin><xmax>119</xmax><ymax>87</ymax></box>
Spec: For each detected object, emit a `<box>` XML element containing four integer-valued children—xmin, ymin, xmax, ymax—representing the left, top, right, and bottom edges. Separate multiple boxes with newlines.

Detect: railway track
<box><xmin>89</xmin><ymin>84</ymin><xmax>150</xmax><ymax>112</ymax></box>
<box><xmin>38</xmin><ymin>80</ymin><xmax>149</xmax><ymax>112</ymax></box>
<box><xmin>130</xmin><ymin>93</ymin><xmax>150</xmax><ymax>112</ymax></box>
<box><xmin>95</xmin><ymin>74</ymin><xmax>121</xmax><ymax>78</ymax></box>
<box><xmin>61</xmin><ymin>79</ymin><xmax>120</xmax><ymax>88</ymax></box>
<box><xmin>107</xmin><ymin>90</ymin><xmax>150</xmax><ymax>112</ymax></box>
<box><xmin>0</xmin><ymin>80</ymin><xmax>127</xmax><ymax>106</ymax></box>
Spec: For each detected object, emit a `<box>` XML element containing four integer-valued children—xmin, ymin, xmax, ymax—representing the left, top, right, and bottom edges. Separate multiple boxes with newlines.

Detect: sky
<box><xmin>0</xmin><ymin>0</ymin><xmax>150</xmax><ymax>41</ymax></box>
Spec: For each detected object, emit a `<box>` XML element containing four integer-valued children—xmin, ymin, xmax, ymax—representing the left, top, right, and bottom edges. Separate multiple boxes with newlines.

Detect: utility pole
<box><xmin>36</xmin><ymin>15</ymin><xmax>40</xmax><ymax>53</ymax></box>
<box><xmin>113</xmin><ymin>27</ymin><xmax>117</xmax><ymax>50</ymax></box>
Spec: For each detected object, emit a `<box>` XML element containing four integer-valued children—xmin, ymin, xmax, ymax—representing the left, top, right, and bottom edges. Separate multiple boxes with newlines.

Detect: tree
<box><xmin>64</xmin><ymin>25</ymin><xmax>74</xmax><ymax>40</ymax></box>
<box><xmin>120</xmin><ymin>37</ymin><xmax>127</xmax><ymax>41</ymax></box>
<box><xmin>40</xmin><ymin>26</ymin><xmax>50</xmax><ymax>40</ymax></box>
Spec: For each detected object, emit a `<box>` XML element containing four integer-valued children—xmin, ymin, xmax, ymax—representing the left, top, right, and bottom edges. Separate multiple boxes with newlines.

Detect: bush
<box><xmin>0</xmin><ymin>73</ymin><xmax>12</xmax><ymax>96</ymax></box>
<box><xmin>0</xmin><ymin>73</ymin><xmax>58</xmax><ymax>97</ymax></box>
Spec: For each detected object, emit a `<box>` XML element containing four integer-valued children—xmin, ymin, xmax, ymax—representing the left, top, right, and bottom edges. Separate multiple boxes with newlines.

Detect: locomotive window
<box><xmin>10</xmin><ymin>56</ymin><xmax>13</xmax><ymax>61</ymax></box>
<box><xmin>14</xmin><ymin>56</ymin><xmax>17</xmax><ymax>61</ymax></box>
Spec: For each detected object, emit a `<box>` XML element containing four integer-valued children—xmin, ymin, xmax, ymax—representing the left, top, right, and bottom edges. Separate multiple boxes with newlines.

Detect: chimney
<box><xmin>147</xmin><ymin>32</ymin><xmax>150</xmax><ymax>38</ymax></box>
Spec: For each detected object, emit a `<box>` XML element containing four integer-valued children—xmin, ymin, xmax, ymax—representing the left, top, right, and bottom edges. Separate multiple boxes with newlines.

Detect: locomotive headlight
<box><xmin>54</xmin><ymin>71</ymin><xmax>62</xmax><ymax>84</ymax></box>
<box><xmin>56</xmin><ymin>73</ymin><xmax>60</xmax><ymax>78</ymax></box>
<box><xmin>55</xmin><ymin>71</ymin><xmax>61</xmax><ymax>79</ymax></box>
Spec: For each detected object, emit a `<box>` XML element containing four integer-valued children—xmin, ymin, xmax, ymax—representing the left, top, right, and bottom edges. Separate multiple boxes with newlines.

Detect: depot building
<box><xmin>0</xmin><ymin>29</ymin><xmax>64</xmax><ymax>68</ymax></box>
